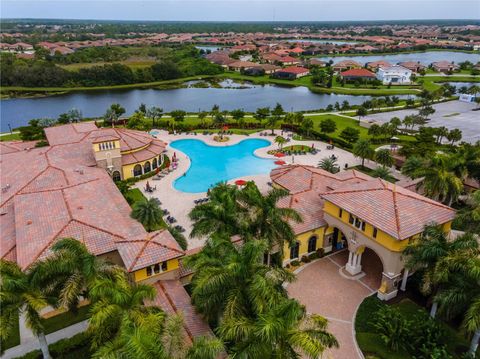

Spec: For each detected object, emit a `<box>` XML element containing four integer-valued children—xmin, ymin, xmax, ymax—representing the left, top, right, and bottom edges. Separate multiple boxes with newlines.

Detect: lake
<box><xmin>0</xmin><ymin>80</ymin><xmax>413</xmax><ymax>131</ymax></box>
<box><xmin>316</xmin><ymin>51</ymin><xmax>480</xmax><ymax>65</ymax></box>
<box><xmin>286</xmin><ymin>39</ymin><xmax>358</xmax><ymax>45</ymax></box>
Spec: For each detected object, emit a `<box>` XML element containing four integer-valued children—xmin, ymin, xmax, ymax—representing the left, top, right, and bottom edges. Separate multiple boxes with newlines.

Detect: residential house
<box><xmin>228</xmin><ymin>60</ymin><xmax>258</xmax><ymax>72</ymax></box>
<box><xmin>366</xmin><ymin>60</ymin><xmax>392</xmax><ymax>71</ymax></box>
<box><xmin>398</xmin><ymin>61</ymin><xmax>426</xmax><ymax>73</ymax></box>
<box><xmin>332</xmin><ymin>59</ymin><xmax>362</xmax><ymax>72</ymax></box>
<box><xmin>272</xmin><ymin>66</ymin><xmax>310</xmax><ymax>79</ymax></box>
<box><xmin>432</xmin><ymin>61</ymin><xmax>459</xmax><ymax>73</ymax></box>
<box><xmin>340</xmin><ymin>68</ymin><xmax>376</xmax><ymax>81</ymax></box>
<box><xmin>309</xmin><ymin>59</ymin><xmax>328</xmax><ymax>67</ymax></box>
<box><xmin>376</xmin><ymin>65</ymin><xmax>412</xmax><ymax>84</ymax></box>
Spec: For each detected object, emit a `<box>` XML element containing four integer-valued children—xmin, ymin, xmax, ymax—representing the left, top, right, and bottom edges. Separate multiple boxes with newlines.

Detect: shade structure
<box><xmin>274</xmin><ymin>152</ymin><xmax>286</xmax><ymax>158</ymax></box>
<box><xmin>275</xmin><ymin>160</ymin><xmax>286</xmax><ymax>165</ymax></box>
<box><xmin>235</xmin><ymin>179</ymin><xmax>247</xmax><ymax>186</ymax></box>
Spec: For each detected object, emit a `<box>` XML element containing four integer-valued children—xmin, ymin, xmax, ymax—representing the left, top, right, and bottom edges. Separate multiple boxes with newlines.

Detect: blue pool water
<box><xmin>170</xmin><ymin>138</ymin><xmax>276</xmax><ymax>193</ymax></box>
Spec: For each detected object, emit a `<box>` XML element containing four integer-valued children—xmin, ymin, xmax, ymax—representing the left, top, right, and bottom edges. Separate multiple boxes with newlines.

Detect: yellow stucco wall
<box><xmin>284</xmin><ymin>226</ymin><xmax>327</xmax><ymax>260</ymax></box>
<box><xmin>323</xmin><ymin>200</ymin><xmax>452</xmax><ymax>253</ymax></box>
<box><xmin>133</xmin><ymin>258</ymin><xmax>179</xmax><ymax>282</ymax></box>
<box><xmin>122</xmin><ymin>155</ymin><xmax>163</xmax><ymax>180</ymax></box>
<box><xmin>93</xmin><ymin>140</ymin><xmax>120</xmax><ymax>152</ymax></box>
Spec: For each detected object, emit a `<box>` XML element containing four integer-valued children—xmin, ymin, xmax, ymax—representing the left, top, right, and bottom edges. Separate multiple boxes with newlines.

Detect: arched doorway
<box><xmin>144</xmin><ymin>161</ymin><xmax>151</xmax><ymax>173</ymax></box>
<box><xmin>359</xmin><ymin>247</ymin><xmax>383</xmax><ymax>290</ymax></box>
<box><xmin>133</xmin><ymin>164</ymin><xmax>142</xmax><ymax>177</ymax></box>
<box><xmin>112</xmin><ymin>171</ymin><xmax>121</xmax><ymax>182</ymax></box>
<box><xmin>152</xmin><ymin>158</ymin><xmax>158</xmax><ymax>170</ymax></box>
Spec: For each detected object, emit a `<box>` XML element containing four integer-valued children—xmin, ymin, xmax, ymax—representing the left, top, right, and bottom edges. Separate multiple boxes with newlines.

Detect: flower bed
<box><xmin>213</xmin><ymin>135</ymin><xmax>230</xmax><ymax>142</ymax></box>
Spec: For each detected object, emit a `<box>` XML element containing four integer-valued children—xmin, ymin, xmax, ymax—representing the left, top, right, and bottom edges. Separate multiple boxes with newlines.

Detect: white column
<box><xmin>348</xmin><ymin>251</ymin><xmax>353</xmax><ymax>266</ymax></box>
<box><xmin>346</xmin><ymin>250</ymin><xmax>362</xmax><ymax>275</ymax></box>
<box><xmin>400</xmin><ymin>269</ymin><xmax>409</xmax><ymax>291</ymax></box>
<box><xmin>356</xmin><ymin>252</ymin><xmax>363</xmax><ymax>266</ymax></box>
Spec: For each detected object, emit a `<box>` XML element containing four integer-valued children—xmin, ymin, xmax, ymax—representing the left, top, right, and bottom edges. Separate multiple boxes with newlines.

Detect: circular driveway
<box><xmin>287</xmin><ymin>250</ymin><xmax>382</xmax><ymax>359</ymax></box>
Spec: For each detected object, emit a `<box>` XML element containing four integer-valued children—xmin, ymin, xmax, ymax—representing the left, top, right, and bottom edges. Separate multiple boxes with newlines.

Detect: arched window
<box><xmin>133</xmin><ymin>164</ymin><xmax>142</xmax><ymax>177</ymax></box>
<box><xmin>144</xmin><ymin>161</ymin><xmax>151</xmax><ymax>173</ymax></box>
<box><xmin>152</xmin><ymin>158</ymin><xmax>158</xmax><ymax>170</ymax></box>
<box><xmin>308</xmin><ymin>236</ymin><xmax>317</xmax><ymax>253</ymax></box>
<box><xmin>112</xmin><ymin>171</ymin><xmax>121</xmax><ymax>182</ymax></box>
<box><xmin>290</xmin><ymin>242</ymin><xmax>300</xmax><ymax>260</ymax></box>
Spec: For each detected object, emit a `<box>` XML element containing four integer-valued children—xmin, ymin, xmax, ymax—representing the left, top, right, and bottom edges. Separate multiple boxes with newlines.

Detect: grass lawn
<box><xmin>60</xmin><ymin>59</ymin><xmax>156</xmax><ymax>71</ymax></box>
<box><xmin>419</xmin><ymin>75</ymin><xmax>480</xmax><ymax>91</ymax></box>
<box><xmin>42</xmin><ymin>304</ymin><xmax>91</xmax><ymax>335</ymax></box>
<box><xmin>192</xmin><ymin>128</ymin><xmax>263</xmax><ymax>135</ymax></box>
<box><xmin>355</xmin><ymin>296</ymin><xmax>470</xmax><ymax>359</ymax></box>
<box><xmin>1</xmin><ymin>314</ymin><xmax>20</xmax><ymax>351</ymax></box>
<box><xmin>0</xmin><ymin>132</ymin><xmax>21</xmax><ymax>141</ymax></box>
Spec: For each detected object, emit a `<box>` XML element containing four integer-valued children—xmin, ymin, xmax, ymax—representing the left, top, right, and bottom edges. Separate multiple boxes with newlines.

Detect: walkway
<box><xmin>287</xmin><ymin>250</ymin><xmax>382</xmax><ymax>359</ymax></box>
<box><xmin>134</xmin><ymin>130</ymin><xmax>363</xmax><ymax>249</ymax></box>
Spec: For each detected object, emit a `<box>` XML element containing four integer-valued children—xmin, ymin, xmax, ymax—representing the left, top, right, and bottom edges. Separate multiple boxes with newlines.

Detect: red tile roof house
<box><xmin>272</xmin><ymin>66</ymin><xmax>310</xmax><ymax>79</ymax></box>
<box><xmin>366</xmin><ymin>60</ymin><xmax>392</xmax><ymax>71</ymax></box>
<box><xmin>398</xmin><ymin>61</ymin><xmax>426</xmax><ymax>73</ymax></box>
<box><xmin>340</xmin><ymin>68</ymin><xmax>376</xmax><ymax>81</ymax></box>
<box><xmin>332</xmin><ymin>59</ymin><xmax>362</xmax><ymax>72</ymax></box>
<box><xmin>0</xmin><ymin>123</ymin><xmax>212</xmax><ymax>346</ymax></box>
<box><xmin>432</xmin><ymin>61</ymin><xmax>460</xmax><ymax>73</ymax></box>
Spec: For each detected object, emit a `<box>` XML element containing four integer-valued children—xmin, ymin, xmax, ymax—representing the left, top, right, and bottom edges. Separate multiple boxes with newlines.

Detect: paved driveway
<box><xmin>287</xmin><ymin>250</ymin><xmax>381</xmax><ymax>359</ymax></box>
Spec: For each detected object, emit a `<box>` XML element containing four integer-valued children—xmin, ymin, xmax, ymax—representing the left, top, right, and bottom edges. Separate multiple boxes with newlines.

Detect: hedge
<box><xmin>16</xmin><ymin>332</ymin><xmax>91</xmax><ymax>359</ymax></box>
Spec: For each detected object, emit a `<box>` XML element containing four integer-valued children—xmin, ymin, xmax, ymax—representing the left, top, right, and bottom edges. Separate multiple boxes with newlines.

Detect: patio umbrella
<box><xmin>146</xmin><ymin>181</ymin><xmax>151</xmax><ymax>190</ymax></box>
<box><xmin>275</xmin><ymin>160</ymin><xmax>286</xmax><ymax>165</ymax></box>
<box><xmin>274</xmin><ymin>152</ymin><xmax>286</xmax><ymax>158</ymax></box>
<box><xmin>172</xmin><ymin>152</ymin><xmax>177</xmax><ymax>162</ymax></box>
<box><xmin>235</xmin><ymin>179</ymin><xmax>247</xmax><ymax>186</ymax></box>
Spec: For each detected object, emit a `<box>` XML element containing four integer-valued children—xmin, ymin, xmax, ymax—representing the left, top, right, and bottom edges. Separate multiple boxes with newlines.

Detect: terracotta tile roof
<box><xmin>340</xmin><ymin>68</ymin><xmax>376</xmax><ymax>78</ymax></box>
<box><xmin>0</xmin><ymin>141</ymin><xmax>38</xmax><ymax>155</ymax></box>
<box><xmin>149</xmin><ymin>280</ymin><xmax>213</xmax><ymax>340</ymax></box>
<box><xmin>278</xmin><ymin>66</ymin><xmax>309</xmax><ymax>74</ymax></box>
<box><xmin>321</xmin><ymin>178</ymin><xmax>456</xmax><ymax>240</ymax></box>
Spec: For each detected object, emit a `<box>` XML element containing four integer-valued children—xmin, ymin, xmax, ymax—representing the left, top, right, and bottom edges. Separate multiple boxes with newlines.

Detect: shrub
<box><xmin>290</xmin><ymin>260</ymin><xmax>300</xmax><ymax>267</ymax></box>
<box><xmin>316</xmin><ymin>248</ymin><xmax>325</xmax><ymax>258</ymax></box>
<box><xmin>308</xmin><ymin>252</ymin><xmax>319</xmax><ymax>260</ymax></box>
<box><xmin>371</xmin><ymin>306</ymin><xmax>411</xmax><ymax>352</ymax></box>
<box><xmin>301</xmin><ymin>255</ymin><xmax>311</xmax><ymax>263</ymax></box>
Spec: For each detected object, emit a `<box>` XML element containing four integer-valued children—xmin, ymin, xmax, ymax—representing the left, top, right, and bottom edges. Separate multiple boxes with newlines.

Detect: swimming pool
<box><xmin>170</xmin><ymin>138</ymin><xmax>276</xmax><ymax>193</ymax></box>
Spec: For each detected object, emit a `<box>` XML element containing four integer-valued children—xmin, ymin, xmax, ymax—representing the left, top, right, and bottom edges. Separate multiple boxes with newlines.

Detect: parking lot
<box><xmin>365</xmin><ymin>100</ymin><xmax>480</xmax><ymax>143</ymax></box>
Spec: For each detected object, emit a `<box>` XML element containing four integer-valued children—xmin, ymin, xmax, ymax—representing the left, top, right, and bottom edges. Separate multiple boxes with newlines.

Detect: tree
<box><xmin>319</xmin><ymin>118</ymin><xmax>337</xmax><ymax>134</ymax></box>
<box><xmin>339</xmin><ymin>127</ymin><xmax>360</xmax><ymax>143</ymax></box>
<box><xmin>402</xmin><ymin>225</ymin><xmax>477</xmax><ymax>318</ymax></box>
<box><xmin>0</xmin><ymin>260</ymin><xmax>52</xmax><ymax>359</ymax></box>
<box><xmin>356</xmin><ymin>106</ymin><xmax>368</xmax><ymax>120</ymax></box>
<box><xmin>401</xmin><ymin>156</ymin><xmax>424</xmax><ymax>179</ymax></box>
<box><xmin>433</xmin><ymin>126</ymin><xmax>449</xmax><ymax>144</ymax></box>
<box><xmin>185</xmin><ymin>237</ymin><xmax>338</xmax><ymax>357</ymax></box>
<box><xmin>293</xmin><ymin>112</ymin><xmax>304</xmax><ymax>126</ymax></box>
<box><xmin>126</xmin><ymin>112</ymin><xmax>148</xmax><ymax>131</ymax></box>
<box><xmin>318</xmin><ymin>157</ymin><xmax>340</xmax><ymax>174</ymax></box>
<box><xmin>104</xmin><ymin>103</ymin><xmax>126</xmax><ymax>126</ymax></box>
<box><xmin>170</xmin><ymin>110</ymin><xmax>187</xmax><ymax>131</ymax></box>
<box><xmin>274</xmin><ymin>135</ymin><xmax>287</xmax><ymax>149</ymax></box>
<box><xmin>368</xmin><ymin>124</ymin><xmax>382</xmax><ymax>140</ymax></box>
<box><xmin>375</xmin><ymin>148</ymin><xmax>394</xmax><ymax>168</ymax></box>
<box><xmin>371</xmin><ymin>166</ymin><xmax>391</xmax><ymax>180</ymax></box>
<box><xmin>230</xmin><ymin>109</ymin><xmax>245</xmax><ymax>128</ymax></box>
<box><xmin>198</xmin><ymin>111</ymin><xmax>208</xmax><ymax>127</ymax></box>
<box><xmin>353</xmin><ymin>139</ymin><xmax>374</xmax><ymax>167</ymax></box>
<box><xmin>418</xmin><ymin>105</ymin><xmax>435</xmax><ymax>121</ymax></box>
<box><xmin>146</xmin><ymin>106</ymin><xmax>164</xmax><ymax>128</ymax></box>
<box><xmin>402</xmin><ymin>115</ymin><xmax>414</xmax><ymax>130</ymax></box>
<box><xmin>138</xmin><ymin>103</ymin><xmax>147</xmax><ymax>114</ymax></box>
<box><xmin>446</xmin><ymin>128</ymin><xmax>462</xmax><ymax>145</ymax></box>
<box><xmin>389</xmin><ymin>117</ymin><xmax>401</xmax><ymax>134</ymax></box>
<box><xmin>453</xmin><ymin>190</ymin><xmax>480</xmax><ymax>235</ymax></box>
<box><xmin>300</xmin><ymin>118</ymin><xmax>314</xmax><ymax>137</ymax></box>
<box><xmin>254</xmin><ymin>107</ymin><xmax>270</xmax><ymax>126</ymax></box>
<box><xmin>131</xmin><ymin>198</ymin><xmax>164</xmax><ymax>232</ymax></box>
<box><xmin>167</xmin><ymin>226</ymin><xmax>188</xmax><ymax>251</ymax></box>
<box><xmin>58</xmin><ymin>108</ymin><xmax>82</xmax><ymax>124</ymax></box>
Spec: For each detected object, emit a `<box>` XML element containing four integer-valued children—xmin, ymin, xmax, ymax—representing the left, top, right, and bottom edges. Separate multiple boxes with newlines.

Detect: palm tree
<box><xmin>189</xmin><ymin>183</ymin><xmax>244</xmax><ymax>238</ymax></box>
<box><xmin>402</xmin><ymin>225</ymin><xmax>477</xmax><ymax>318</ymax></box>
<box><xmin>401</xmin><ymin>156</ymin><xmax>424</xmax><ymax>179</ymax></box>
<box><xmin>432</xmin><ymin>233</ymin><xmax>480</xmax><ymax>355</ymax></box>
<box><xmin>238</xmin><ymin>183</ymin><xmax>302</xmax><ymax>255</ymax></box>
<box><xmin>454</xmin><ymin>190</ymin><xmax>480</xmax><ymax>234</ymax></box>
<box><xmin>318</xmin><ymin>157</ymin><xmax>340</xmax><ymax>174</ymax></box>
<box><xmin>375</xmin><ymin>148</ymin><xmax>394</xmax><ymax>168</ymax></box>
<box><xmin>274</xmin><ymin>135</ymin><xmax>287</xmax><ymax>150</ymax></box>
<box><xmin>353</xmin><ymin>139</ymin><xmax>374</xmax><ymax>168</ymax></box>
<box><xmin>131</xmin><ymin>198</ymin><xmax>164</xmax><ymax>232</ymax></box>
<box><xmin>0</xmin><ymin>260</ymin><xmax>52</xmax><ymax>358</ymax></box>
<box><xmin>186</xmin><ymin>237</ymin><xmax>337</xmax><ymax>358</ymax></box>
<box><xmin>30</xmin><ymin>238</ymin><xmax>122</xmax><ymax>311</ymax></box>
<box><xmin>422</xmin><ymin>156</ymin><xmax>464</xmax><ymax>206</ymax></box>
<box><xmin>371</xmin><ymin>166</ymin><xmax>391</xmax><ymax>180</ymax></box>
<box><xmin>167</xmin><ymin>225</ymin><xmax>188</xmax><ymax>250</ymax></box>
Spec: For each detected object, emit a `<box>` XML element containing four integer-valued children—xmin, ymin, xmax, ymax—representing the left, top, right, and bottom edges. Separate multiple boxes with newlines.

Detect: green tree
<box><xmin>371</xmin><ymin>166</ymin><xmax>391</xmax><ymax>180</ymax></box>
<box><xmin>372</xmin><ymin>306</ymin><xmax>411</xmax><ymax>351</ymax></box>
<box><xmin>254</xmin><ymin>107</ymin><xmax>270</xmax><ymax>126</ymax></box>
<box><xmin>318</xmin><ymin>157</ymin><xmax>340</xmax><ymax>174</ymax></box>
<box><xmin>356</xmin><ymin>106</ymin><xmax>368</xmax><ymax>120</ymax></box>
<box><xmin>375</xmin><ymin>148</ymin><xmax>394</xmax><ymax>168</ymax></box>
<box><xmin>198</xmin><ymin>111</ymin><xmax>209</xmax><ymax>127</ymax></box>
<box><xmin>340</xmin><ymin>127</ymin><xmax>360</xmax><ymax>143</ymax></box>
<box><xmin>401</xmin><ymin>156</ymin><xmax>424</xmax><ymax>179</ymax></box>
<box><xmin>131</xmin><ymin>198</ymin><xmax>164</xmax><ymax>232</ymax></box>
<box><xmin>0</xmin><ymin>260</ymin><xmax>52</xmax><ymax>358</ymax></box>
<box><xmin>167</xmin><ymin>226</ymin><xmax>188</xmax><ymax>251</ymax></box>
<box><xmin>353</xmin><ymin>139</ymin><xmax>374</xmax><ymax>167</ymax></box>
<box><xmin>274</xmin><ymin>135</ymin><xmax>287</xmax><ymax>149</ymax></box>
<box><xmin>146</xmin><ymin>106</ymin><xmax>164</xmax><ymax>128</ymax></box>
<box><xmin>446</xmin><ymin>128</ymin><xmax>462</xmax><ymax>145</ymax></box>
<box><xmin>170</xmin><ymin>110</ymin><xmax>187</xmax><ymax>132</ymax></box>
<box><xmin>453</xmin><ymin>190</ymin><xmax>480</xmax><ymax>234</ymax></box>
<box><xmin>368</xmin><ymin>124</ymin><xmax>382</xmax><ymax>140</ymax></box>
<box><xmin>389</xmin><ymin>117</ymin><xmax>401</xmax><ymax>134</ymax></box>
<box><xmin>126</xmin><ymin>112</ymin><xmax>148</xmax><ymax>131</ymax></box>
<box><xmin>230</xmin><ymin>109</ymin><xmax>245</xmax><ymax>128</ymax></box>
<box><xmin>300</xmin><ymin>118</ymin><xmax>314</xmax><ymax>137</ymax></box>
<box><xmin>319</xmin><ymin>118</ymin><xmax>337</xmax><ymax>134</ymax></box>
<box><xmin>104</xmin><ymin>103</ymin><xmax>126</xmax><ymax>126</ymax></box>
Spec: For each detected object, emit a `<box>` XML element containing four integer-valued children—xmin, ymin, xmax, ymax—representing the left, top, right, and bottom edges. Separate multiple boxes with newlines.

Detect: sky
<box><xmin>1</xmin><ymin>0</ymin><xmax>479</xmax><ymax>22</ymax></box>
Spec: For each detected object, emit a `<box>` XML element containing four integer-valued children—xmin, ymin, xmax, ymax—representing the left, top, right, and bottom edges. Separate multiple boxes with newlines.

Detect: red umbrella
<box><xmin>235</xmin><ymin>179</ymin><xmax>247</xmax><ymax>186</ymax></box>
<box><xmin>275</xmin><ymin>160</ymin><xmax>286</xmax><ymax>165</ymax></box>
<box><xmin>274</xmin><ymin>152</ymin><xmax>286</xmax><ymax>158</ymax></box>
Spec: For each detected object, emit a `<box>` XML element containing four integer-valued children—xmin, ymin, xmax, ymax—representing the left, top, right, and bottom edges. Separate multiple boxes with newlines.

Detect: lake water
<box><xmin>0</xmin><ymin>80</ymin><xmax>413</xmax><ymax>131</ymax></box>
<box><xmin>170</xmin><ymin>138</ymin><xmax>276</xmax><ymax>193</ymax></box>
<box><xmin>286</xmin><ymin>39</ymin><xmax>358</xmax><ymax>45</ymax></box>
<box><xmin>442</xmin><ymin>82</ymin><xmax>478</xmax><ymax>93</ymax></box>
<box><xmin>316</xmin><ymin>51</ymin><xmax>480</xmax><ymax>65</ymax></box>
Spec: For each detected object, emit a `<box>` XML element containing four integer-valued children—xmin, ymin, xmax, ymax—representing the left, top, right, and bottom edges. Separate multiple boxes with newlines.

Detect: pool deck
<box><xmin>134</xmin><ymin>130</ymin><xmax>402</xmax><ymax>250</ymax></box>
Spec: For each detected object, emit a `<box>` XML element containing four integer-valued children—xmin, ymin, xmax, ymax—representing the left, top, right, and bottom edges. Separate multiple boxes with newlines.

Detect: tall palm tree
<box><xmin>454</xmin><ymin>190</ymin><xmax>480</xmax><ymax>234</ymax></box>
<box><xmin>402</xmin><ymin>225</ymin><xmax>478</xmax><ymax>318</ymax></box>
<box><xmin>422</xmin><ymin>156</ymin><xmax>463</xmax><ymax>206</ymax></box>
<box><xmin>0</xmin><ymin>260</ymin><xmax>52</xmax><ymax>358</ymax></box>
<box><xmin>371</xmin><ymin>166</ymin><xmax>391</xmax><ymax>180</ymax></box>
<box><xmin>186</xmin><ymin>236</ymin><xmax>337</xmax><ymax>358</ymax></box>
<box><xmin>189</xmin><ymin>183</ymin><xmax>245</xmax><ymax>238</ymax></box>
<box><xmin>433</xmin><ymin>234</ymin><xmax>480</xmax><ymax>355</ymax></box>
<box><xmin>318</xmin><ymin>157</ymin><xmax>340</xmax><ymax>174</ymax></box>
<box><xmin>274</xmin><ymin>135</ymin><xmax>287</xmax><ymax>150</ymax></box>
<box><xmin>131</xmin><ymin>197</ymin><xmax>164</xmax><ymax>232</ymax></box>
<box><xmin>353</xmin><ymin>139</ymin><xmax>374</xmax><ymax>168</ymax></box>
<box><xmin>238</xmin><ymin>182</ymin><xmax>302</xmax><ymax>254</ymax></box>
<box><xmin>30</xmin><ymin>238</ymin><xmax>123</xmax><ymax>311</ymax></box>
<box><xmin>375</xmin><ymin>148</ymin><xmax>394</xmax><ymax>168</ymax></box>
